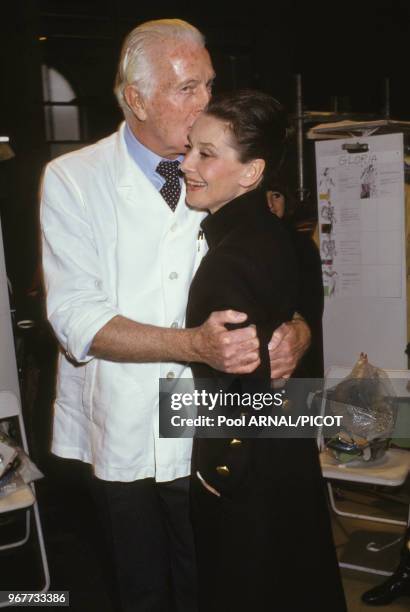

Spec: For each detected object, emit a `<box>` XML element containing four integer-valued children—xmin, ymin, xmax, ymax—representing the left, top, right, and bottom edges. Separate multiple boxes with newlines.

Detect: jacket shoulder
<box><xmin>228</xmin><ymin>210</ymin><xmax>294</xmax><ymax>255</ymax></box>
<box><xmin>45</xmin><ymin>130</ymin><xmax>118</xmax><ymax>178</ymax></box>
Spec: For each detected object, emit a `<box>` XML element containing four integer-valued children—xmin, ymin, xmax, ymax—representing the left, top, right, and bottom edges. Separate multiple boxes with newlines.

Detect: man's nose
<box><xmin>196</xmin><ymin>84</ymin><xmax>211</xmax><ymax>112</ymax></box>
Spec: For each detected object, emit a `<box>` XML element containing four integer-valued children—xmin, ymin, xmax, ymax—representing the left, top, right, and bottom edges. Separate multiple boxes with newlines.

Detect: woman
<box><xmin>266</xmin><ymin>187</ymin><xmax>325</xmax><ymax>377</ymax></box>
<box><xmin>181</xmin><ymin>90</ymin><xmax>346</xmax><ymax>612</ymax></box>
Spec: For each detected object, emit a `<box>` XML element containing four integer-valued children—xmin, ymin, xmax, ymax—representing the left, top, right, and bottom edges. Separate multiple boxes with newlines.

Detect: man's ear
<box><xmin>239</xmin><ymin>158</ymin><xmax>265</xmax><ymax>188</ymax></box>
<box><xmin>123</xmin><ymin>84</ymin><xmax>147</xmax><ymax>121</ymax></box>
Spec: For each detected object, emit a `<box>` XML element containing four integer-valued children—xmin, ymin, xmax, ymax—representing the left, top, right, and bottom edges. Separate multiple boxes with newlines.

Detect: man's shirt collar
<box><xmin>124</xmin><ymin>122</ymin><xmax>183</xmax><ymax>191</ymax></box>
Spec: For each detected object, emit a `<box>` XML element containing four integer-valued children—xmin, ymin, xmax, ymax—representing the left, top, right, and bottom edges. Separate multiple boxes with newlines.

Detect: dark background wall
<box><xmin>0</xmin><ymin>0</ymin><xmax>409</xmax><ymax>313</ymax></box>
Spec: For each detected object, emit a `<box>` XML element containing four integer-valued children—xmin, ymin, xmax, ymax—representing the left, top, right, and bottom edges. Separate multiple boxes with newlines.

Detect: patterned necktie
<box><xmin>156</xmin><ymin>160</ymin><xmax>181</xmax><ymax>211</ymax></box>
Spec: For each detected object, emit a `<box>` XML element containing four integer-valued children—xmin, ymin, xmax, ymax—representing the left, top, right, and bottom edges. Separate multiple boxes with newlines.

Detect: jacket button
<box><xmin>171</xmin><ymin>321</ymin><xmax>179</xmax><ymax>328</ymax></box>
<box><xmin>216</xmin><ymin>465</ymin><xmax>230</xmax><ymax>477</ymax></box>
<box><xmin>166</xmin><ymin>371</ymin><xmax>175</xmax><ymax>379</ymax></box>
<box><xmin>169</xmin><ymin>271</ymin><xmax>178</xmax><ymax>280</ymax></box>
<box><xmin>229</xmin><ymin>438</ymin><xmax>242</xmax><ymax>447</ymax></box>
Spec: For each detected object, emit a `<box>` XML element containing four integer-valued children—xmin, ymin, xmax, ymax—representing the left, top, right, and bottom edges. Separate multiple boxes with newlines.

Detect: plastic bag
<box><xmin>325</xmin><ymin>353</ymin><xmax>396</xmax><ymax>463</ymax></box>
<box><xmin>0</xmin><ymin>432</ymin><xmax>43</xmax><ymax>497</ymax></box>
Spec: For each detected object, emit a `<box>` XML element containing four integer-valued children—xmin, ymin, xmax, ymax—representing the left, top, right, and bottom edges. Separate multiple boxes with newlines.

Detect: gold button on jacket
<box><xmin>216</xmin><ymin>465</ymin><xmax>230</xmax><ymax>477</ymax></box>
<box><xmin>229</xmin><ymin>438</ymin><xmax>242</xmax><ymax>447</ymax></box>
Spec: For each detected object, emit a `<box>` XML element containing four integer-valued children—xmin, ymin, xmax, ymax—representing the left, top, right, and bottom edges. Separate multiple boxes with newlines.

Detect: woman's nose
<box><xmin>180</xmin><ymin>153</ymin><xmax>194</xmax><ymax>174</ymax></box>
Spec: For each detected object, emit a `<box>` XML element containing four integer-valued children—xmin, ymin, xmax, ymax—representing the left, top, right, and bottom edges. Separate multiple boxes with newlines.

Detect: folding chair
<box><xmin>0</xmin><ymin>389</ymin><xmax>50</xmax><ymax>606</ymax></box>
<box><xmin>319</xmin><ymin>366</ymin><xmax>410</xmax><ymax>576</ymax></box>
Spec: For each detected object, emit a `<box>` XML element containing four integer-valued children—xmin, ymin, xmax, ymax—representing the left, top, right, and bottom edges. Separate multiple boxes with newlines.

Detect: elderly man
<box><xmin>40</xmin><ymin>18</ymin><xmax>310</xmax><ymax>612</ymax></box>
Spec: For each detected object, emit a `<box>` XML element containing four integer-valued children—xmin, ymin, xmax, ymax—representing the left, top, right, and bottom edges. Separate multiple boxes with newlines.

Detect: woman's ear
<box><xmin>239</xmin><ymin>159</ymin><xmax>265</xmax><ymax>188</ymax></box>
<box><xmin>123</xmin><ymin>85</ymin><xmax>147</xmax><ymax>121</ymax></box>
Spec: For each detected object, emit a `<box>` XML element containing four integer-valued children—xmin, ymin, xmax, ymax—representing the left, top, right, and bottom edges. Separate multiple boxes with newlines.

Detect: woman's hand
<box><xmin>268</xmin><ymin>317</ymin><xmax>311</xmax><ymax>379</ymax></box>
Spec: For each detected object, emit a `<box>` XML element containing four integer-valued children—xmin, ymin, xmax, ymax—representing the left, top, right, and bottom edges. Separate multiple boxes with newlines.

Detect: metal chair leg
<box><xmin>0</xmin><ymin>484</ymin><xmax>50</xmax><ymax>608</ymax></box>
<box><xmin>328</xmin><ymin>482</ymin><xmax>408</xmax><ymax>526</ymax></box>
<box><xmin>0</xmin><ymin>509</ymin><xmax>30</xmax><ymax>550</ymax></box>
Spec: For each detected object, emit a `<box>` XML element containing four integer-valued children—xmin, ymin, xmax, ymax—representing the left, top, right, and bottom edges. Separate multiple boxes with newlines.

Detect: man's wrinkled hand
<box><xmin>192</xmin><ymin>310</ymin><xmax>260</xmax><ymax>374</ymax></box>
<box><xmin>268</xmin><ymin>318</ymin><xmax>311</xmax><ymax>379</ymax></box>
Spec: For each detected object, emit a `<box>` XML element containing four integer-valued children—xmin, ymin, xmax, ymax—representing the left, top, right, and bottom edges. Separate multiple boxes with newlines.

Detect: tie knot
<box><xmin>156</xmin><ymin>160</ymin><xmax>182</xmax><ymax>211</ymax></box>
<box><xmin>156</xmin><ymin>160</ymin><xmax>181</xmax><ymax>181</ymax></box>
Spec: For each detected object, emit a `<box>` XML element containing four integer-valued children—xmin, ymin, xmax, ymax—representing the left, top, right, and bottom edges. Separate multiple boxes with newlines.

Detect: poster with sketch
<box><xmin>315</xmin><ymin>132</ymin><xmax>407</xmax><ymax>370</ymax></box>
<box><xmin>316</xmin><ymin>134</ymin><xmax>404</xmax><ymax>299</ymax></box>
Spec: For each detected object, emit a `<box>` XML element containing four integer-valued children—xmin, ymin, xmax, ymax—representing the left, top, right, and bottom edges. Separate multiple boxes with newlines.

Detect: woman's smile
<box><xmin>185</xmin><ymin>179</ymin><xmax>207</xmax><ymax>191</ymax></box>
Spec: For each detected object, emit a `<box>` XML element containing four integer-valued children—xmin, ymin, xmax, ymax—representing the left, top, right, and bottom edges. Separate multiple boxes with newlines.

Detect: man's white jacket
<box><xmin>40</xmin><ymin>123</ymin><xmax>207</xmax><ymax>482</ymax></box>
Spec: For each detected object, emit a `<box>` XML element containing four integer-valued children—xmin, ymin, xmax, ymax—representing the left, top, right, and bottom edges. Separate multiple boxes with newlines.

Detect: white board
<box><xmin>315</xmin><ymin>133</ymin><xmax>407</xmax><ymax>369</ymax></box>
<box><xmin>0</xmin><ymin>216</ymin><xmax>20</xmax><ymax>399</ymax></box>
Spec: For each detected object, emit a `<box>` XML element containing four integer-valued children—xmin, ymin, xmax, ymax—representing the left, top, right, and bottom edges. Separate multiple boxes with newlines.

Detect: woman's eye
<box><xmin>199</xmin><ymin>151</ymin><xmax>211</xmax><ymax>158</ymax></box>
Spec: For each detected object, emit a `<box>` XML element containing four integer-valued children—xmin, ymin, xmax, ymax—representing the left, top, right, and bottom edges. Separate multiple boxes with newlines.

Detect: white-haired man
<box><xmin>40</xmin><ymin>18</ymin><xmax>310</xmax><ymax>612</ymax></box>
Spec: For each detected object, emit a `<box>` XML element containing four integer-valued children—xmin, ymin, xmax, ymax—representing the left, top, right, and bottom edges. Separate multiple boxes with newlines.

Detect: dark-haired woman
<box><xmin>267</xmin><ymin>187</ymin><xmax>324</xmax><ymax>378</ymax></box>
<box><xmin>181</xmin><ymin>90</ymin><xmax>346</xmax><ymax>612</ymax></box>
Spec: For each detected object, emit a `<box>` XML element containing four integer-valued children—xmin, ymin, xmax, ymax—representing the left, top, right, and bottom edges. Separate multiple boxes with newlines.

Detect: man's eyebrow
<box><xmin>179</xmin><ymin>79</ymin><xmax>199</xmax><ymax>87</ymax></box>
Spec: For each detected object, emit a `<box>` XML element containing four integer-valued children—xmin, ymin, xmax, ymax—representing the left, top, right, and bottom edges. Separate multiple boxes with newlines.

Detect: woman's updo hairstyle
<box><xmin>205</xmin><ymin>89</ymin><xmax>287</xmax><ymax>188</ymax></box>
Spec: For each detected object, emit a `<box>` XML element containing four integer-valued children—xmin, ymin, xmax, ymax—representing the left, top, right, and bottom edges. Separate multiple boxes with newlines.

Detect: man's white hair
<box><xmin>114</xmin><ymin>19</ymin><xmax>205</xmax><ymax>115</ymax></box>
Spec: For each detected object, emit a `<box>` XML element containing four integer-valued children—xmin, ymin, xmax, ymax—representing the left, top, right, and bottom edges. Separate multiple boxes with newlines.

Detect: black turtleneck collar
<box><xmin>200</xmin><ymin>188</ymin><xmax>271</xmax><ymax>249</ymax></box>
